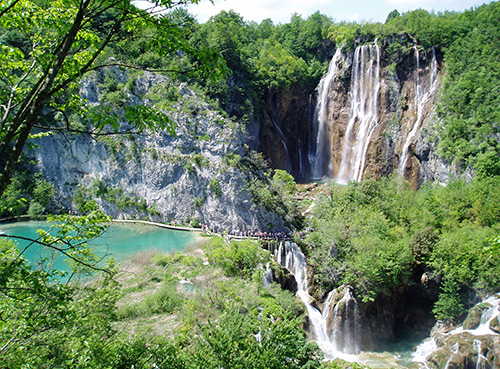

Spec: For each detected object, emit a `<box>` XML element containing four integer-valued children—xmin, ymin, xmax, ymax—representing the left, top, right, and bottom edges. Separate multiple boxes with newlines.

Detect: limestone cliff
<box><xmin>30</xmin><ymin>69</ymin><xmax>288</xmax><ymax>232</ymax></box>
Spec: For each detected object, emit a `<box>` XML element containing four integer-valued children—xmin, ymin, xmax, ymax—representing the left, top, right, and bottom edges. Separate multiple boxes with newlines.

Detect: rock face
<box><xmin>258</xmin><ymin>39</ymin><xmax>472</xmax><ymax>187</ymax></box>
<box><xmin>258</xmin><ymin>82</ymin><xmax>317</xmax><ymax>178</ymax></box>
<box><xmin>31</xmin><ymin>69</ymin><xmax>288</xmax><ymax>232</ymax></box>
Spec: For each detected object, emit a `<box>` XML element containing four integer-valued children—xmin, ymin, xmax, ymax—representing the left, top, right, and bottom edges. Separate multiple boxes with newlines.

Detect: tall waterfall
<box><xmin>269</xmin><ymin>241</ymin><xmax>361</xmax><ymax>359</ymax></box>
<box><xmin>336</xmin><ymin>43</ymin><xmax>381</xmax><ymax>184</ymax></box>
<box><xmin>309</xmin><ymin>48</ymin><xmax>342</xmax><ymax>179</ymax></box>
<box><xmin>398</xmin><ymin>47</ymin><xmax>438</xmax><ymax>175</ymax></box>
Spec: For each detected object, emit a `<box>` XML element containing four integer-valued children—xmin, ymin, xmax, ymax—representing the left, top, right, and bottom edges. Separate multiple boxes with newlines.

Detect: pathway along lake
<box><xmin>0</xmin><ymin>220</ymin><xmax>196</xmax><ymax>273</ymax></box>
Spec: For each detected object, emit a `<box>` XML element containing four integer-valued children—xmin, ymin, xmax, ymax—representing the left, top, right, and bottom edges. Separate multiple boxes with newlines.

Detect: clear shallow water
<box><xmin>0</xmin><ymin>220</ymin><xmax>195</xmax><ymax>272</ymax></box>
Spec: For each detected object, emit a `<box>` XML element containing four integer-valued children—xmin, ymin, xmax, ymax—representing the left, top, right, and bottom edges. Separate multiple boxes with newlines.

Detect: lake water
<box><xmin>0</xmin><ymin>220</ymin><xmax>196</xmax><ymax>272</ymax></box>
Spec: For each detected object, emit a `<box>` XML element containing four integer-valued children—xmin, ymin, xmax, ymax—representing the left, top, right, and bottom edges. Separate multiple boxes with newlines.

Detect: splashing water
<box><xmin>336</xmin><ymin>42</ymin><xmax>381</xmax><ymax>184</ymax></box>
<box><xmin>310</xmin><ymin>48</ymin><xmax>343</xmax><ymax>179</ymax></box>
<box><xmin>398</xmin><ymin>47</ymin><xmax>438</xmax><ymax>176</ymax></box>
<box><xmin>269</xmin><ymin>241</ymin><xmax>361</xmax><ymax>360</ymax></box>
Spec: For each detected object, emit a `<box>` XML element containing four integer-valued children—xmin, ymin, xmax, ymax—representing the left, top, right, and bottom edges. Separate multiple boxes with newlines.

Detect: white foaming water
<box><xmin>336</xmin><ymin>42</ymin><xmax>381</xmax><ymax>184</ymax></box>
<box><xmin>472</xmin><ymin>339</ymin><xmax>489</xmax><ymax>369</ymax></box>
<box><xmin>450</xmin><ymin>294</ymin><xmax>500</xmax><ymax>336</ymax></box>
<box><xmin>398</xmin><ymin>47</ymin><xmax>439</xmax><ymax>176</ymax></box>
<box><xmin>444</xmin><ymin>342</ymin><xmax>460</xmax><ymax>369</ymax></box>
<box><xmin>412</xmin><ymin>293</ymin><xmax>500</xmax><ymax>367</ymax></box>
<box><xmin>331</xmin><ymin>287</ymin><xmax>361</xmax><ymax>355</ymax></box>
<box><xmin>310</xmin><ymin>48</ymin><xmax>343</xmax><ymax>179</ymax></box>
<box><xmin>269</xmin><ymin>241</ymin><xmax>361</xmax><ymax>360</ymax></box>
<box><xmin>412</xmin><ymin>337</ymin><xmax>437</xmax><ymax>368</ymax></box>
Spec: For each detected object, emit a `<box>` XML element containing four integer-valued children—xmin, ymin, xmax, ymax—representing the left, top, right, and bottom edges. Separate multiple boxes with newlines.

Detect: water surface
<box><xmin>0</xmin><ymin>220</ymin><xmax>195</xmax><ymax>272</ymax></box>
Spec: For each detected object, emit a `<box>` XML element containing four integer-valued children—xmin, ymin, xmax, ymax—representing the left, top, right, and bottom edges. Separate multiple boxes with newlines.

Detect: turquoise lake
<box><xmin>0</xmin><ymin>220</ymin><xmax>196</xmax><ymax>272</ymax></box>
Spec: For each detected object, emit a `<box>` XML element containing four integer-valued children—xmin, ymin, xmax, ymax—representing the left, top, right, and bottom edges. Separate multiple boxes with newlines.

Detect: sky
<box><xmin>178</xmin><ymin>0</ymin><xmax>494</xmax><ymax>24</ymax></box>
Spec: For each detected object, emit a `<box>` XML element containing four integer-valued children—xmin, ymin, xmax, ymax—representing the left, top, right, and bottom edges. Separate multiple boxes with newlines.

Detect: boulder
<box><xmin>463</xmin><ymin>303</ymin><xmax>492</xmax><ymax>330</ymax></box>
<box><xmin>490</xmin><ymin>316</ymin><xmax>500</xmax><ymax>334</ymax></box>
<box><xmin>427</xmin><ymin>333</ymin><xmax>500</xmax><ymax>369</ymax></box>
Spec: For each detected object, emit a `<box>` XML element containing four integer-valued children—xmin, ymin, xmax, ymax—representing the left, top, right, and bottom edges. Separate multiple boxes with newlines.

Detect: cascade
<box><xmin>336</xmin><ymin>42</ymin><xmax>381</xmax><ymax>184</ymax></box>
<box><xmin>444</xmin><ymin>342</ymin><xmax>460</xmax><ymax>369</ymax></box>
<box><xmin>413</xmin><ymin>294</ymin><xmax>500</xmax><ymax>367</ymax></box>
<box><xmin>398</xmin><ymin>47</ymin><xmax>438</xmax><ymax>175</ymax></box>
<box><xmin>330</xmin><ymin>287</ymin><xmax>361</xmax><ymax>354</ymax></box>
<box><xmin>263</xmin><ymin>262</ymin><xmax>273</xmax><ymax>286</ymax></box>
<box><xmin>309</xmin><ymin>48</ymin><xmax>342</xmax><ymax>179</ymax></box>
<box><xmin>269</xmin><ymin>241</ymin><xmax>361</xmax><ymax>359</ymax></box>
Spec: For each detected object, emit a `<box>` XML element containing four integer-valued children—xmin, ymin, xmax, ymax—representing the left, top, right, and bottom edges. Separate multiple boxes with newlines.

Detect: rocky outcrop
<box><xmin>31</xmin><ymin>69</ymin><xmax>288</xmax><ymax>232</ymax></box>
<box><xmin>259</xmin><ymin>82</ymin><xmax>317</xmax><ymax>178</ymax></box>
<box><xmin>414</xmin><ymin>294</ymin><xmax>500</xmax><ymax>368</ymax></box>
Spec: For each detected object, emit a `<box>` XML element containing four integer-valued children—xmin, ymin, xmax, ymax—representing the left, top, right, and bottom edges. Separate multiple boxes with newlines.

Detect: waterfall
<box><xmin>473</xmin><ymin>339</ymin><xmax>489</xmax><ymax>369</ymax></box>
<box><xmin>330</xmin><ymin>287</ymin><xmax>361</xmax><ymax>354</ymax></box>
<box><xmin>309</xmin><ymin>48</ymin><xmax>342</xmax><ymax>179</ymax></box>
<box><xmin>398</xmin><ymin>47</ymin><xmax>439</xmax><ymax>176</ymax></box>
<box><xmin>336</xmin><ymin>42</ymin><xmax>381</xmax><ymax>184</ymax></box>
<box><xmin>263</xmin><ymin>262</ymin><xmax>273</xmax><ymax>286</ymax></box>
<box><xmin>269</xmin><ymin>241</ymin><xmax>361</xmax><ymax>359</ymax></box>
<box><xmin>413</xmin><ymin>294</ymin><xmax>500</xmax><ymax>367</ymax></box>
<box><xmin>444</xmin><ymin>342</ymin><xmax>460</xmax><ymax>369</ymax></box>
<box><xmin>270</xmin><ymin>116</ymin><xmax>293</xmax><ymax>172</ymax></box>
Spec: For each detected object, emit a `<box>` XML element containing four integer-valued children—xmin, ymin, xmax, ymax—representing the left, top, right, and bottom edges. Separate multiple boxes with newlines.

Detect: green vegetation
<box><xmin>0</xmin><ymin>170</ymin><xmax>55</xmax><ymax>218</ymax></box>
<box><xmin>306</xmin><ymin>176</ymin><xmax>500</xmax><ymax>319</ymax></box>
<box><xmin>0</xmin><ymin>0</ymin><xmax>227</xmax><ymax>198</ymax></box>
<box><xmin>1</xmin><ymin>207</ymin><xmax>324</xmax><ymax>368</ymax></box>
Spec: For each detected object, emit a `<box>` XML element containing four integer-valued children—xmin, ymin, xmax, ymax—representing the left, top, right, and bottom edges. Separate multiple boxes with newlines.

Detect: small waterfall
<box><xmin>263</xmin><ymin>262</ymin><xmax>274</xmax><ymax>286</ymax></box>
<box><xmin>336</xmin><ymin>42</ymin><xmax>381</xmax><ymax>184</ymax></box>
<box><xmin>473</xmin><ymin>339</ymin><xmax>489</xmax><ymax>369</ymax></box>
<box><xmin>271</xmin><ymin>116</ymin><xmax>293</xmax><ymax>172</ymax></box>
<box><xmin>412</xmin><ymin>337</ymin><xmax>437</xmax><ymax>368</ymax></box>
<box><xmin>269</xmin><ymin>241</ymin><xmax>361</xmax><ymax>359</ymax></box>
<box><xmin>298</xmin><ymin>138</ymin><xmax>303</xmax><ymax>176</ymax></box>
<box><xmin>444</xmin><ymin>342</ymin><xmax>460</xmax><ymax>369</ymax></box>
<box><xmin>310</xmin><ymin>48</ymin><xmax>342</xmax><ymax>179</ymax></box>
<box><xmin>330</xmin><ymin>287</ymin><xmax>361</xmax><ymax>354</ymax></box>
<box><xmin>413</xmin><ymin>294</ymin><xmax>500</xmax><ymax>367</ymax></box>
<box><xmin>398</xmin><ymin>47</ymin><xmax>439</xmax><ymax>175</ymax></box>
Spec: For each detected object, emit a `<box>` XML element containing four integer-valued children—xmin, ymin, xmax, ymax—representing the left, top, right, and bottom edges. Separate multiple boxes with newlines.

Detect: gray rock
<box><xmin>30</xmin><ymin>68</ymin><xmax>288</xmax><ymax>233</ymax></box>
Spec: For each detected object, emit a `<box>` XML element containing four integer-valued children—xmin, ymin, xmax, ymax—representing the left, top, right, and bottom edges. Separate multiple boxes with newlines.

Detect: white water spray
<box><xmin>331</xmin><ymin>287</ymin><xmax>361</xmax><ymax>354</ymax></box>
<box><xmin>473</xmin><ymin>339</ymin><xmax>489</xmax><ymax>369</ymax></box>
<box><xmin>269</xmin><ymin>241</ymin><xmax>361</xmax><ymax>360</ymax></box>
<box><xmin>310</xmin><ymin>48</ymin><xmax>342</xmax><ymax>179</ymax></box>
<box><xmin>413</xmin><ymin>294</ymin><xmax>500</xmax><ymax>367</ymax></box>
<box><xmin>336</xmin><ymin>42</ymin><xmax>381</xmax><ymax>184</ymax></box>
<box><xmin>398</xmin><ymin>47</ymin><xmax>438</xmax><ymax>175</ymax></box>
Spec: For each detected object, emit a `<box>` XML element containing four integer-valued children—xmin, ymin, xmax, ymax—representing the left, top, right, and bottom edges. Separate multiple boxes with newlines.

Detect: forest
<box><xmin>1</xmin><ymin>0</ymin><xmax>500</xmax><ymax>368</ymax></box>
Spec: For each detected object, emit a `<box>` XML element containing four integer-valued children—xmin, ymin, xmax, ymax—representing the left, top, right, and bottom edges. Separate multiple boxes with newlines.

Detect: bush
<box><xmin>205</xmin><ymin>238</ymin><xmax>270</xmax><ymax>278</ymax></box>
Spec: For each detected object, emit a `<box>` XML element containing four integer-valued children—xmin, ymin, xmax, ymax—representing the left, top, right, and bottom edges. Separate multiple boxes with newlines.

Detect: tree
<box><xmin>0</xmin><ymin>0</ymin><xmax>227</xmax><ymax>197</ymax></box>
<box><xmin>0</xmin><ymin>203</ymin><xmax>117</xmax><ymax>365</ymax></box>
<box><xmin>385</xmin><ymin>9</ymin><xmax>400</xmax><ymax>23</ymax></box>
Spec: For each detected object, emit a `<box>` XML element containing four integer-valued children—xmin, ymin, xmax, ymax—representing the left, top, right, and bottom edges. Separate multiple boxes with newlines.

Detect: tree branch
<box><xmin>0</xmin><ymin>0</ymin><xmax>21</xmax><ymax>19</ymax></box>
<box><xmin>0</xmin><ymin>233</ymin><xmax>112</xmax><ymax>279</ymax></box>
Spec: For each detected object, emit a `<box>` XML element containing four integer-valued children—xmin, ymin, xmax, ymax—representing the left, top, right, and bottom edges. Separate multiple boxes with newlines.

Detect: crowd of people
<box><xmin>199</xmin><ymin>224</ymin><xmax>300</xmax><ymax>240</ymax></box>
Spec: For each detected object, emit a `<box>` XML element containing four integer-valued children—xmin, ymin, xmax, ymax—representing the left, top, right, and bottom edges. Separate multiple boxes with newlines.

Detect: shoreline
<box><xmin>112</xmin><ymin>219</ymin><xmax>203</xmax><ymax>233</ymax></box>
<box><xmin>1</xmin><ymin>216</ymin><xmax>292</xmax><ymax>241</ymax></box>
